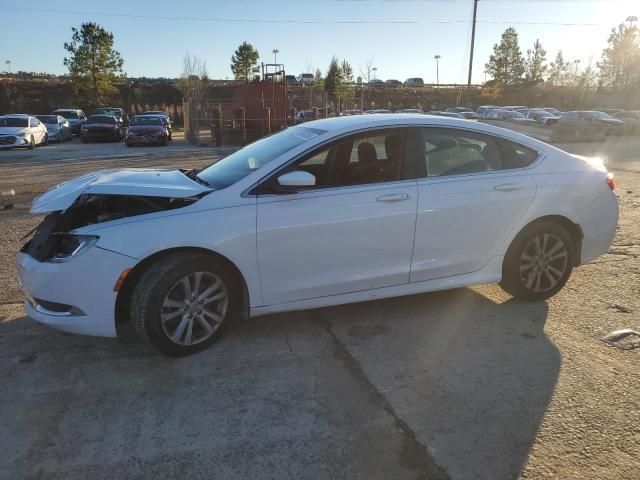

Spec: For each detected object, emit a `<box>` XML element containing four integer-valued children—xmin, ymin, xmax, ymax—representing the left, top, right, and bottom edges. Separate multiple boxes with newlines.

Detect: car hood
<box><xmin>31</xmin><ymin>169</ymin><xmax>212</xmax><ymax>214</ymax></box>
<box><xmin>0</xmin><ymin>127</ymin><xmax>27</xmax><ymax>135</ymax></box>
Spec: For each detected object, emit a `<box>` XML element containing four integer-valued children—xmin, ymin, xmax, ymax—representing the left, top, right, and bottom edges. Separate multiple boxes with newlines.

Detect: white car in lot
<box><xmin>17</xmin><ymin>115</ymin><xmax>618</xmax><ymax>356</ymax></box>
<box><xmin>0</xmin><ymin>115</ymin><xmax>49</xmax><ymax>149</ymax></box>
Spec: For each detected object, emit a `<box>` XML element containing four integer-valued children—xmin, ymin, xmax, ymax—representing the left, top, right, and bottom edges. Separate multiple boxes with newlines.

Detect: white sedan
<box><xmin>17</xmin><ymin>115</ymin><xmax>618</xmax><ymax>355</ymax></box>
<box><xmin>0</xmin><ymin>115</ymin><xmax>49</xmax><ymax>149</ymax></box>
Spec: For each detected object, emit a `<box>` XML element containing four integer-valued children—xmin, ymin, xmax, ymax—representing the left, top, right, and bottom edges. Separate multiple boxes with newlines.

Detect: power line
<box><xmin>4</xmin><ymin>7</ymin><xmax>606</xmax><ymax>26</ymax></box>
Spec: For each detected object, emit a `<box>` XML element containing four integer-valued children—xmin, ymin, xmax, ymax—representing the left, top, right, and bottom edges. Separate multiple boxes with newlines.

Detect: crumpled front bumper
<box><xmin>17</xmin><ymin>247</ymin><xmax>137</xmax><ymax>337</ymax></box>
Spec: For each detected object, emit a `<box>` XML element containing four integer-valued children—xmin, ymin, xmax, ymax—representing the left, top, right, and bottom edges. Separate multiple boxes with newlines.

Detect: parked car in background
<box><xmin>385</xmin><ymin>79</ymin><xmax>403</xmax><ymax>88</ymax></box>
<box><xmin>141</xmin><ymin>111</ymin><xmax>172</xmax><ymax>140</ymax></box>
<box><xmin>427</xmin><ymin>111</ymin><xmax>465</xmax><ymax>118</ymax></box>
<box><xmin>342</xmin><ymin>110</ymin><xmax>363</xmax><ymax>116</ymax></box>
<box><xmin>503</xmin><ymin>106</ymin><xmax>528</xmax><ymax>111</ymax></box>
<box><xmin>297</xmin><ymin>73</ymin><xmax>314</xmax><ymax>86</ymax></box>
<box><xmin>17</xmin><ymin>114</ymin><xmax>618</xmax><ymax>355</ymax></box>
<box><xmin>51</xmin><ymin>108</ymin><xmax>86</xmax><ymax>135</ymax></box>
<box><xmin>526</xmin><ymin>109</ymin><xmax>561</xmax><ymax>126</ymax></box>
<box><xmin>395</xmin><ymin>109</ymin><xmax>424</xmax><ymax>114</ymax></box>
<box><xmin>476</xmin><ymin>105</ymin><xmax>500</xmax><ymax>118</ymax></box>
<box><xmin>125</xmin><ymin>115</ymin><xmax>169</xmax><ymax>146</ymax></box>
<box><xmin>445</xmin><ymin>107</ymin><xmax>474</xmax><ymax>114</ymax></box>
<box><xmin>368</xmin><ymin>79</ymin><xmax>386</xmax><ymax>87</ymax></box>
<box><xmin>612</xmin><ymin>111</ymin><xmax>640</xmax><ymax>135</ymax></box>
<box><xmin>484</xmin><ymin>109</ymin><xmax>537</xmax><ymax>124</ymax></box>
<box><xmin>550</xmin><ymin>111</ymin><xmax>622</xmax><ymax>142</ymax></box>
<box><xmin>296</xmin><ymin>109</ymin><xmax>316</xmax><ymax>121</ymax></box>
<box><xmin>364</xmin><ymin>109</ymin><xmax>392</xmax><ymax>114</ymax></box>
<box><xmin>81</xmin><ymin>115</ymin><xmax>124</xmax><ymax>142</ymax></box>
<box><xmin>460</xmin><ymin>111</ymin><xmax>480</xmax><ymax>120</ymax></box>
<box><xmin>404</xmin><ymin>77</ymin><xmax>424</xmax><ymax>87</ymax></box>
<box><xmin>36</xmin><ymin>115</ymin><xmax>72</xmax><ymax>142</ymax></box>
<box><xmin>598</xmin><ymin>109</ymin><xmax>624</xmax><ymax>116</ymax></box>
<box><xmin>285</xmin><ymin>75</ymin><xmax>300</xmax><ymax>86</ymax></box>
<box><xmin>0</xmin><ymin>115</ymin><xmax>49</xmax><ymax>149</ymax></box>
<box><xmin>93</xmin><ymin>107</ymin><xmax>129</xmax><ymax>126</ymax></box>
<box><xmin>542</xmin><ymin>107</ymin><xmax>564</xmax><ymax>116</ymax></box>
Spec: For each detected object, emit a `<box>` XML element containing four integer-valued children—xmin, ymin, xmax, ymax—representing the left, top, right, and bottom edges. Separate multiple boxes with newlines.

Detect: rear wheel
<box><xmin>500</xmin><ymin>222</ymin><xmax>575</xmax><ymax>301</ymax></box>
<box><xmin>130</xmin><ymin>253</ymin><xmax>238</xmax><ymax>356</ymax></box>
<box><xmin>43</xmin><ymin>133</ymin><xmax>49</xmax><ymax>146</ymax></box>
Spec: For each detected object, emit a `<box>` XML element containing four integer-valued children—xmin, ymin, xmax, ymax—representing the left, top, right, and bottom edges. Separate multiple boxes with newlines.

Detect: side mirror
<box><xmin>277</xmin><ymin>171</ymin><xmax>316</xmax><ymax>188</ymax></box>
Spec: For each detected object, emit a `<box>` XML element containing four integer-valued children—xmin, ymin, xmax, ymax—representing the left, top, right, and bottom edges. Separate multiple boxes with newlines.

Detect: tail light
<box><xmin>606</xmin><ymin>173</ymin><xmax>615</xmax><ymax>191</ymax></box>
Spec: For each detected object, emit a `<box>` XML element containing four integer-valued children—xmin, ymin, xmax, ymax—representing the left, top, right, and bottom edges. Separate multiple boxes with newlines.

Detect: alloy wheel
<box><xmin>160</xmin><ymin>272</ymin><xmax>229</xmax><ymax>346</ymax></box>
<box><xmin>519</xmin><ymin>233</ymin><xmax>569</xmax><ymax>293</ymax></box>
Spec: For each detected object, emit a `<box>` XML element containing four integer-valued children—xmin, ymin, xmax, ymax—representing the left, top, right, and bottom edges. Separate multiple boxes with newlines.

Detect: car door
<box><xmin>256</xmin><ymin>127</ymin><xmax>419</xmax><ymax>305</ymax></box>
<box><xmin>29</xmin><ymin>118</ymin><xmax>44</xmax><ymax>143</ymax></box>
<box><xmin>409</xmin><ymin>127</ymin><xmax>538</xmax><ymax>283</ymax></box>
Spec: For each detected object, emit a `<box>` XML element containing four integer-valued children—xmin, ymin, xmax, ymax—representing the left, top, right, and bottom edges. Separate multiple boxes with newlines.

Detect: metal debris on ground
<box><xmin>601</xmin><ymin>328</ymin><xmax>640</xmax><ymax>350</ymax></box>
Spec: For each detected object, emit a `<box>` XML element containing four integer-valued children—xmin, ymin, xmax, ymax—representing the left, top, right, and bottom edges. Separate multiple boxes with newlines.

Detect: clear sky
<box><xmin>2</xmin><ymin>0</ymin><xmax>639</xmax><ymax>84</ymax></box>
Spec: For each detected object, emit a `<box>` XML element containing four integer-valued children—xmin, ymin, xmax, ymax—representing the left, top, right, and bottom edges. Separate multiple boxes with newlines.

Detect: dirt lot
<box><xmin>0</xmin><ymin>137</ymin><xmax>639</xmax><ymax>479</ymax></box>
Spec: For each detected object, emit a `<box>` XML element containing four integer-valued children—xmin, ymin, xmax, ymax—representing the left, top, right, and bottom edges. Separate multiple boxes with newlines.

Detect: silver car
<box><xmin>36</xmin><ymin>115</ymin><xmax>73</xmax><ymax>142</ymax></box>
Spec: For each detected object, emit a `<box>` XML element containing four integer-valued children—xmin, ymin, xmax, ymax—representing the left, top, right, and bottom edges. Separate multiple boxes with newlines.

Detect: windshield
<box><xmin>0</xmin><ymin>117</ymin><xmax>28</xmax><ymax>127</ymax></box>
<box><xmin>506</xmin><ymin>111</ymin><xmax>526</xmax><ymax>118</ymax></box>
<box><xmin>87</xmin><ymin>115</ymin><xmax>116</xmax><ymax>124</ymax></box>
<box><xmin>36</xmin><ymin>115</ymin><xmax>59</xmax><ymax>124</ymax></box>
<box><xmin>55</xmin><ymin>111</ymin><xmax>78</xmax><ymax>119</ymax></box>
<box><xmin>130</xmin><ymin>116</ymin><xmax>162</xmax><ymax>126</ymax></box>
<box><xmin>197</xmin><ymin>126</ymin><xmax>324</xmax><ymax>189</ymax></box>
<box><xmin>530</xmin><ymin>110</ymin><xmax>552</xmax><ymax>117</ymax></box>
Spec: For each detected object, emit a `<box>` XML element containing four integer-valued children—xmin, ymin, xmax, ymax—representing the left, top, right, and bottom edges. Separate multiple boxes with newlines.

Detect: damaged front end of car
<box><xmin>21</xmin><ymin>193</ymin><xmax>202</xmax><ymax>262</ymax></box>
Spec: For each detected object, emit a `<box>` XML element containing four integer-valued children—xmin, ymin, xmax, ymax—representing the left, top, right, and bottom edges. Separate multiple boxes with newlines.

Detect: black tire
<box><xmin>126</xmin><ymin>142</ymin><xmax>133</xmax><ymax>147</ymax></box>
<box><xmin>28</xmin><ymin>136</ymin><xmax>35</xmax><ymax>149</ymax></box>
<box><xmin>500</xmin><ymin>221</ymin><xmax>575</xmax><ymax>301</ymax></box>
<box><xmin>81</xmin><ymin>137</ymin><xmax>88</xmax><ymax>143</ymax></box>
<box><xmin>43</xmin><ymin>133</ymin><xmax>49</xmax><ymax>146</ymax></box>
<box><xmin>161</xmin><ymin>136</ymin><xmax>168</xmax><ymax>146</ymax></box>
<box><xmin>130</xmin><ymin>253</ymin><xmax>239</xmax><ymax>356</ymax></box>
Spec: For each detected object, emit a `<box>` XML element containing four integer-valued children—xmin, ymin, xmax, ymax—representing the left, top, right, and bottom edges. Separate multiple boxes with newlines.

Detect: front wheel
<box><xmin>130</xmin><ymin>253</ymin><xmax>237</xmax><ymax>356</ymax></box>
<box><xmin>28</xmin><ymin>136</ymin><xmax>35</xmax><ymax>149</ymax></box>
<box><xmin>500</xmin><ymin>222</ymin><xmax>575</xmax><ymax>301</ymax></box>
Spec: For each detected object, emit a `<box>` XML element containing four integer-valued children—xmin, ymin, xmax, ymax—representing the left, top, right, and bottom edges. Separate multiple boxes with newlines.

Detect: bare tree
<box><xmin>359</xmin><ymin>57</ymin><xmax>375</xmax><ymax>83</ymax></box>
<box><xmin>177</xmin><ymin>53</ymin><xmax>209</xmax><ymax>143</ymax></box>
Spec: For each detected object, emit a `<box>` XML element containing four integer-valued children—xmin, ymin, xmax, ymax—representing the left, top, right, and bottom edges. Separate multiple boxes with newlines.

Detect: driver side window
<box><xmin>288</xmin><ymin>128</ymin><xmax>409</xmax><ymax>189</ymax></box>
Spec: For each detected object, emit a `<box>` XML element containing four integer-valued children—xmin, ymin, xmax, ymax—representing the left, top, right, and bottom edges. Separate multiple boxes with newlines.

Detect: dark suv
<box><xmin>92</xmin><ymin>107</ymin><xmax>129</xmax><ymax>126</ymax></box>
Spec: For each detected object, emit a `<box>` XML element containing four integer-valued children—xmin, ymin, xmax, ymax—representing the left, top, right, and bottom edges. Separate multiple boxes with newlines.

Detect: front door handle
<box><xmin>376</xmin><ymin>193</ymin><xmax>410</xmax><ymax>203</ymax></box>
<box><xmin>494</xmin><ymin>183</ymin><xmax>524</xmax><ymax>192</ymax></box>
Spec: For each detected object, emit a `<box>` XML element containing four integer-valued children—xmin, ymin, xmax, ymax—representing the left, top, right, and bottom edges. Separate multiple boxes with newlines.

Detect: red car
<box><xmin>125</xmin><ymin>116</ymin><xmax>169</xmax><ymax>146</ymax></box>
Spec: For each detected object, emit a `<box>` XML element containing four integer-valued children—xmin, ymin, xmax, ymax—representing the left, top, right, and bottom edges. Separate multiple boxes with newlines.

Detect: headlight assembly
<box><xmin>47</xmin><ymin>234</ymin><xmax>99</xmax><ymax>262</ymax></box>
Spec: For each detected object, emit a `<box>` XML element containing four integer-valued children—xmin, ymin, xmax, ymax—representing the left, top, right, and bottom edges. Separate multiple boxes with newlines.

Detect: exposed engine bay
<box><xmin>22</xmin><ymin>194</ymin><xmax>200</xmax><ymax>262</ymax></box>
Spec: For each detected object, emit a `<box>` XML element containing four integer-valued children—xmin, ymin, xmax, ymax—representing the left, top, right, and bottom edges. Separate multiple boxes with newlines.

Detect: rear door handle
<box><xmin>376</xmin><ymin>193</ymin><xmax>410</xmax><ymax>203</ymax></box>
<box><xmin>494</xmin><ymin>183</ymin><xmax>524</xmax><ymax>192</ymax></box>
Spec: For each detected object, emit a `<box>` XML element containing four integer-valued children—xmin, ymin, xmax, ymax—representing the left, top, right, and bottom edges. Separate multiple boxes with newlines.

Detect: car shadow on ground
<box><xmin>312</xmin><ymin>287</ymin><xmax>558</xmax><ymax>480</ymax></box>
<box><xmin>0</xmin><ymin>287</ymin><xmax>558</xmax><ymax>480</ymax></box>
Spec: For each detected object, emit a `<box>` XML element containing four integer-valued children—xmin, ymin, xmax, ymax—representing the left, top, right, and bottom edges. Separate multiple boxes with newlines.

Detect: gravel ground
<box><xmin>0</xmin><ymin>138</ymin><xmax>638</xmax><ymax>479</ymax></box>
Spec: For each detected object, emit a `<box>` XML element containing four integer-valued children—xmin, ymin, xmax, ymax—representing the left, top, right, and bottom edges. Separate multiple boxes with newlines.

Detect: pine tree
<box><xmin>63</xmin><ymin>22</ymin><xmax>124</xmax><ymax>106</ymax></box>
<box><xmin>230</xmin><ymin>42</ymin><xmax>260</xmax><ymax>83</ymax></box>
<box><xmin>598</xmin><ymin>16</ymin><xmax>640</xmax><ymax>89</ymax></box>
<box><xmin>525</xmin><ymin>39</ymin><xmax>547</xmax><ymax>82</ymax></box>
<box><xmin>548</xmin><ymin>51</ymin><xmax>570</xmax><ymax>86</ymax></box>
<box><xmin>485</xmin><ymin>27</ymin><xmax>525</xmax><ymax>84</ymax></box>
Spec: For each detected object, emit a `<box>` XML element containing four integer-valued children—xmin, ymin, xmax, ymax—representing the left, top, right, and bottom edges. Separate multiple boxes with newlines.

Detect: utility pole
<box><xmin>467</xmin><ymin>0</ymin><xmax>479</xmax><ymax>96</ymax></box>
<box><xmin>272</xmin><ymin>49</ymin><xmax>279</xmax><ymax>64</ymax></box>
<box><xmin>434</xmin><ymin>55</ymin><xmax>441</xmax><ymax>86</ymax></box>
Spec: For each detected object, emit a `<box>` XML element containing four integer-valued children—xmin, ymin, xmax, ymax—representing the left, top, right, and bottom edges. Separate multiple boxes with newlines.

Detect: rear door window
<box><xmin>417</xmin><ymin>128</ymin><xmax>538</xmax><ymax>177</ymax></box>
